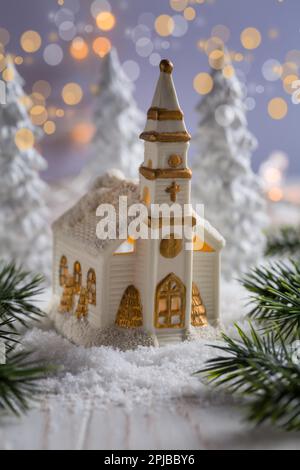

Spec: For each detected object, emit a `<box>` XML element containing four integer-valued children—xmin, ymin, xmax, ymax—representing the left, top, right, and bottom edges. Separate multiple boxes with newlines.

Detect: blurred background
<box><xmin>1</xmin><ymin>0</ymin><xmax>300</xmax><ymax>206</ymax></box>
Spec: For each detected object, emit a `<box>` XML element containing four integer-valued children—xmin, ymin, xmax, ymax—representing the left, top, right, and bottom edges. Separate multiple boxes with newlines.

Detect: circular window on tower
<box><xmin>168</xmin><ymin>154</ymin><xmax>183</xmax><ymax>168</ymax></box>
<box><xmin>160</xmin><ymin>234</ymin><xmax>183</xmax><ymax>259</ymax></box>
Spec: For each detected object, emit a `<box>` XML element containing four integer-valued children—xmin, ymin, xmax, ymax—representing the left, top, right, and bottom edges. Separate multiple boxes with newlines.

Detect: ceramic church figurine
<box><xmin>50</xmin><ymin>60</ymin><xmax>225</xmax><ymax>347</ymax></box>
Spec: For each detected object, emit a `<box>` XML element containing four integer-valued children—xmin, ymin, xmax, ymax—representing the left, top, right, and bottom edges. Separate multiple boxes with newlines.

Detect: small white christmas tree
<box><xmin>192</xmin><ymin>63</ymin><xmax>268</xmax><ymax>280</ymax></box>
<box><xmin>86</xmin><ymin>48</ymin><xmax>144</xmax><ymax>179</ymax></box>
<box><xmin>0</xmin><ymin>58</ymin><xmax>51</xmax><ymax>278</ymax></box>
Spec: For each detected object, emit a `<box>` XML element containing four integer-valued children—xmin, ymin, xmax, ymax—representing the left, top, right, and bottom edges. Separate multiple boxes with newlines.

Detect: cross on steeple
<box><xmin>165</xmin><ymin>182</ymin><xmax>181</xmax><ymax>202</ymax></box>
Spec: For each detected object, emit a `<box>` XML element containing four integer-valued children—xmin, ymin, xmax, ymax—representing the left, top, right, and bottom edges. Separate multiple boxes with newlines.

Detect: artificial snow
<box><xmin>20</xmin><ymin>280</ymin><xmax>247</xmax><ymax>412</ymax></box>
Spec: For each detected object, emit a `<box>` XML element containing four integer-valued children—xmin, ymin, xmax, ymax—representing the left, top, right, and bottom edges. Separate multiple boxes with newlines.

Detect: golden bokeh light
<box><xmin>20</xmin><ymin>30</ymin><xmax>42</xmax><ymax>53</ymax></box>
<box><xmin>14</xmin><ymin>56</ymin><xmax>24</xmax><ymax>65</ymax></box>
<box><xmin>268</xmin><ymin>28</ymin><xmax>279</xmax><ymax>40</ymax></box>
<box><xmin>93</xmin><ymin>37</ymin><xmax>112</xmax><ymax>58</ymax></box>
<box><xmin>268</xmin><ymin>187</ymin><xmax>283</xmax><ymax>202</ymax></box>
<box><xmin>15</xmin><ymin>128</ymin><xmax>35</xmax><ymax>151</ymax></box>
<box><xmin>193</xmin><ymin>73</ymin><xmax>214</xmax><ymax>95</ymax></box>
<box><xmin>184</xmin><ymin>7</ymin><xmax>196</xmax><ymax>21</ymax></box>
<box><xmin>268</xmin><ymin>97</ymin><xmax>288</xmax><ymax>120</ymax></box>
<box><xmin>56</xmin><ymin>108</ymin><xmax>65</xmax><ymax>118</ymax></box>
<box><xmin>0</xmin><ymin>28</ymin><xmax>10</xmax><ymax>46</ymax></box>
<box><xmin>209</xmin><ymin>49</ymin><xmax>224</xmax><ymax>70</ymax></box>
<box><xmin>223</xmin><ymin>64</ymin><xmax>235</xmax><ymax>79</ymax></box>
<box><xmin>62</xmin><ymin>83</ymin><xmax>83</xmax><ymax>106</ymax></box>
<box><xmin>240</xmin><ymin>27</ymin><xmax>261</xmax><ymax>50</ymax></box>
<box><xmin>44</xmin><ymin>120</ymin><xmax>56</xmax><ymax>135</ymax></box>
<box><xmin>281</xmin><ymin>61</ymin><xmax>298</xmax><ymax>80</ymax></box>
<box><xmin>169</xmin><ymin>0</ymin><xmax>188</xmax><ymax>11</ymax></box>
<box><xmin>70</xmin><ymin>37</ymin><xmax>89</xmax><ymax>60</ymax></box>
<box><xmin>283</xmin><ymin>74</ymin><xmax>298</xmax><ymax>94</ymax></box>
<box><xmin>2</xmin><ymin>68</ymin><xmax>14</xmax><ymax>82</ymax></box>
<box><xmin>96</xmin><ymin>11</ymin><xmax>116</xmax><ymax>31</ymax></box>
<box><xmin>30</xmin><ymin>92</ymin><xmax>46</xmax><ymax>105</ymax></box>
<box><xmin>30</xmin><ymin>105</ymin><xmax>48</xmax><ymax>125</ymax></box>
<box><xmin>71</xmin><ymin>122</ymin><xmax>96</xmax><ymax>144</ymax></box>
<box><xmin>155</xmin><ymin>15</ymin><xmax>175</xmax><ymax>37</ymax></box>
<box><xmin>205</xmin><ymin>36</ymin><xmax>224</xmax><ymax>55</ymax></box>
<box><xmin>33</xmin><ymin>80</ymin><xmax>52</xmax><ymax>99</ymax></box>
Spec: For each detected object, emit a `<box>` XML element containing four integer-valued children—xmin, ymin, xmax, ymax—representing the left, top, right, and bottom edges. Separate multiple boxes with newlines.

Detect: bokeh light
<box><xmin>155</xmin><ymin>15</ymin><xmax>174</xmax><ymax>37</ymax></box>
<box><xmin>262</xmin><ymin>59</ymin><xmax>282</xmax><ymax>81</ymax></box>
<box><xmin>96</xmin><ymin>11</ymin><xmax>116</xmax><ymax>31</ymax></box>
<box><xmin>62</xmin><ymin>83</ymin><xmax>83</xmax><ymax>105</ymax></box>
<box><xmin>211</xmin><ymin>24</ymin><xmax>230</xmax><ymax>43</ymax></box>
<box><xmin>59</xmin><ymin>21</ymin><xmax>77</xmax><ymax>41</ymax></box>
<box><xmin>136</xmin><ymin>37</ymin><xmax>153</xmax><ymax>57</ymax></box>
<box><xmin>268</xmin><ymin>97</ymin><xmax>288</xmax><ymax>120</ymax></box>
<box><xmin>43</xmin><ymin>121</ymin><xmax>56</xmax><ymax>135</ymax></box>
<box><xmin>122</xmin><ymin>60</ymin><xmax>140</xmax><ymax>82</ymax></box>
<box><xmin>169</xmin><ymin>0</ymin><xmax>188</xmax><ymax>12</ymax></box>
<box><xmin>171</xmin><ymin>15</ymin><xmax>188</xmax><ymax>38</ymax></box>
<box><xmin>0</xmin><ymin>28</ymin><xmax>10</xmax><ymax>46</ymax></box>
<box><xmin>71</xmin><ymin>122</ymin><xmax>96</xmax><ymax>144</ymax></box>
<box><xmin>30</xmin><ymin>105</ymin><xmax>48</xmax><ymax>125</ymax></box>
<box><xmin>2</xmin><ymin>67</ymin><xmax>14</xmax><ymax>82</ymax></box>
<box><xmin>209</xmin><ymin>49</ymin><xmax>224</xmax><ymax>69</ymax></box>
<box><xmin>91</xmin><ymin>0</ymin><xmax>111</xmax><ymax>18</ymax></box>
<box><xmin>283</xmin><ymin>74</ymin><xmax>298</xmax><ymax>94</ymax></box>
<box><xmin>33</xmin><ymin>80</ymin><xmax>52</xmax><ymax>99</ymax></box>
<box><xmin>223</xmin><ymin>64</ymin><xmax>235</xmax><ymax>79</ymax></box>
<box><xmin>93</xmin><ymin>37</ymin><xmax>111</xmax><ymax>57</ymax></box>
<box><xmin>15</xmin><ymin>128</ymin><xmax>35</xmax><ymax>151</ymax></box>
<box><xmin>43</xmin><ymin>44</ymin><xmax>64</xmax><ymax>66</ymax></box>
<box><xmin>184</xmin><ymin>7</ymin><xmax>196</xmax><ymax>21</ymax></box>
<box><xmin>70</xmin><ymin>37</ymin><xmax>89</xmax><ymax>60</ymax></box>
<box><xmin>20</xmin><ymin>31</ymin><xmax>42</xmax><ymax>53</ymax></box>
<box><xmin>240</xmin><ymin>27</ymin><xmax>261</xmax><ymax>50</ymax></box>
<box><xmin>193</xmin><ymin>73</ymin><xmax>214</xmax><ymax>95</ymax></box>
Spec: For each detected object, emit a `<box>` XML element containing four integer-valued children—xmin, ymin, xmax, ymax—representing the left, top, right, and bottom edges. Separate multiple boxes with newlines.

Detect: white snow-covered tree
<box><xmin>0</xmin><ymin>58</ymin><xmax>51</xmax><ymax>278</ymax></box>
<box><xmin>192</xmin><ymin>65</ymin><xmax>268</xmax><ymax>280</ymax></box>
<box><xmin>86</xmin><ymin>48</ymin><xmax>144</xmax><ymax>180</ymax></box>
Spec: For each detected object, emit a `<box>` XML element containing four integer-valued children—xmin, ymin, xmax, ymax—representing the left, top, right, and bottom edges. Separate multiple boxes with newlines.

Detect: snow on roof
<box><xmin>53</xmin><ymin>170</ymin><xmax>225</xmax><ymax>255</ymax></box>
<box><xmin>52</xmin><ymin>170</ymin><xmax>140</xmax><ymax>255</ymax></box>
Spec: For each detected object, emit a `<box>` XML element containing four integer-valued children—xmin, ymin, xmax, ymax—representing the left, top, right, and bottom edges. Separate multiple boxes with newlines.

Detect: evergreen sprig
<box><xmin>0</xmin><ymin>262</ymin><xmax>49</xmax><ymax>416</ymax></box>
<box><xmin>197</xmin><ymin>324</ymin><xmax>300</xmax><ymax>431</ymax></box>
<box><xmin>242</xmin><ymin>261</ymin><xmax>300</xmax><ymax>342</ymax></box>
<box><xmin>0</xmin><ymin>262</ymin><xmax>44</xmax><ymax>331</ymax></box>
<box><xmin>0</xmin><ymin>352</ymin><xmax>47</xmax><ymax>415</ymax></box>
<box><xmin>266</xmin><ymin>226</ymin><xmax>300</xmax><ymax>257</ymax></box>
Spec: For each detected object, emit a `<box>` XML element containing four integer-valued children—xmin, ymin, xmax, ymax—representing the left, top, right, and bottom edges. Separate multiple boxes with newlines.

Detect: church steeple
<box><xmin>140</xmin><ymin>60</ymin><xmax>191</xmax><ymax>143</ymax></box>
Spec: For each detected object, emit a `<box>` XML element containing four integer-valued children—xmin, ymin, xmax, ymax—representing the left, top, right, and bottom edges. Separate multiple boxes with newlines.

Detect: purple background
<box><xmin>2</xmin><ymin>0</ymin><xmax>300</xmax><ymax>181</ymax></box>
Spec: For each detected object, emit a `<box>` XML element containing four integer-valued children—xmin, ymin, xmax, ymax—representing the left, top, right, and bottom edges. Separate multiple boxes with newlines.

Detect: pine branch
<box><xmin>242</xmin><ymin>261</ymin><xmax>300</xmax><ymax>342</ymax></box>
<box><xmin>266</xmin><ymin>226</ymin><xmax>300</xmax><ymax>257</ymax></box>
<box><xmin>197</xmin><ymin>324</ymin><xmax>300</xmax><ymax>431</ymax></box>
<box><xmin>0</xmin><ymin>351</ymin><xmax>49</xmax><ymax>416</ymax></box>
<box><xmin>0</xmin><ymin>262</ymin><xmax>44</xmax><ymax>332</ymax></box>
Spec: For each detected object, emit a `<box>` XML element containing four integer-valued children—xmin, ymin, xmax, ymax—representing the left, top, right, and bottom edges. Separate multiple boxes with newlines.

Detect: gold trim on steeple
<box><xmin>140</xmin><ymin>131</ymin><xmax>191</xmax><ymax>143</ymax></box>
<box><xmin>147</xmin><ymin>107</ymin><xmax>184</xmax><ymax>121</ymax></box>
<box><xmin>139</xmin><ymin>165</ymin><xmax>192</xmax><ymax>180</ymax></box>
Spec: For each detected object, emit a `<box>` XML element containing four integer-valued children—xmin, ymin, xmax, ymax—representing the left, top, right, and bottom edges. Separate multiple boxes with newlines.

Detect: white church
<box><xmin>51</xmin><ymin>59</ymin><xmax>225</xmax><ymax>346</ymax></box>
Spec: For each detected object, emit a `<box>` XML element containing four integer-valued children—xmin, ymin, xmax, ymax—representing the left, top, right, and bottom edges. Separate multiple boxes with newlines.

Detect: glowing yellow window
<box><xmin>114</xmin><ymin>237</ymin><xmax>136</xmax><ymax>255</ymax></box>
<box><xmin>193</xmin><ymin>236</ymin><xmax>215</xmax><ymax>252</ymax></box>
<box><xmin>73</xmin><ymin>261</ymin><xmax>82</xmax><ymax>294</ymax></box>
<box><xmin>142</xmin><ymin>186</ymin><xmax>151</xmax><ymax>206</ymax></box>
<box><xmin>59</xmin><ymin>256</ymin><xmax>68</xmax><ymax>287</ymax></box>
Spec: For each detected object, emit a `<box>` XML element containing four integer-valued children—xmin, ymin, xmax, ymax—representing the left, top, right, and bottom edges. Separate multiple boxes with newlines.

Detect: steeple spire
<box><xmin>140</xmin><ymin>60</ymin><xmax>191</xmax><ymax>143</ymax></box>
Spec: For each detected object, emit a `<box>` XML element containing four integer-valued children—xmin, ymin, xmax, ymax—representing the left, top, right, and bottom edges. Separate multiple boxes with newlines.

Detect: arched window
<box><xmin>73</xmin><ymin>261</ymin><xmax>82</xmax><ymax>294</ymax></box>
<box><xmin>114</xmin><ymin>237</ymin><xmax>135</xmax><ymax>255</ymax></box>
<box><xmin>193</xmin><ymin>236</ymin><xmax>215</xmax><ymax>252</ymax></box>
<box><xmin>87</xmin><ymin>269</ymin><xmax>96</xmax><ymax>305</ymax></box>
<box><xmin>155</xmin><ymin>273</ymin><xmax>186</xmax><ymax>329</ymax></box>
<box><xmin>59</xmin><ymin>256</ymin><xmax>68</xmax><ymax>287</ymax></box>
<box><xmin>142</xmin><ymin>186</ymin><xmax>151</xmax><ymax>207</ymax></box>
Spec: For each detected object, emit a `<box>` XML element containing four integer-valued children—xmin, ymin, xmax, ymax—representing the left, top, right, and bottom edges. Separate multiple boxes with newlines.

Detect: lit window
<box><xmin>73</xmin><ymin>261</ymin><xmax>82</xmax><ymax>293</ymax></box>
<box><xmin>114</xmin><ymin>238</ymin><xmax>135</xmax><ymax>255</ymax></box>
<box><xmin>59</xmin><ymin>256</ymin><xmax>68</xmax><ymax>286</ymax></box>
<box><xmin>193</xmin><ymin>236</ymin><xmax>214</xmax><ymax>252</ymax></box>
<box><xmin>87</xmin><ymin>269</ymin><xmax>96</xmax><ymax>305</ymax></box>
<box><xmin>142</xmin><ymin>186</ymin><xmax>151</xmax><ymax>206</ymax></box>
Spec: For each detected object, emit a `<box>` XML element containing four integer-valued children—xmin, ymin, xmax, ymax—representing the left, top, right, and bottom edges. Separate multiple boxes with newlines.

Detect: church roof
<box><xmin>140</xmin><ymin>60</ymin><xmax>191</xmax><ymax>143</ymax></box>
<box><xmin>53</xmin><ymin>172</ymin><xmax>225</xmax><ymax>256</ymax></box>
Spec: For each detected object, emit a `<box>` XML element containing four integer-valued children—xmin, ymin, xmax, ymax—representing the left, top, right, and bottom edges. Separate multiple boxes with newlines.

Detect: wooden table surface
<box><xmin>1</xmin><ymin>398</ymin><xmax>299</xmax><ymax>450</ymax></box>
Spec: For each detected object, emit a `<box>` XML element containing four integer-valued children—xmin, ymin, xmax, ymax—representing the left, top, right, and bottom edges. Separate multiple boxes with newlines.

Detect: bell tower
<box><xmin>137</xmin><ymin>60</ymin><xmax>194</xmax><ymax>344</ymax></box>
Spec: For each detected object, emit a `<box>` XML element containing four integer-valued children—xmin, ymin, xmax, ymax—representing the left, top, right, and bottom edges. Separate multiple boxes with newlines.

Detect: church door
<box><xmin>155</xmin><ymin>273</ymin><xmax>186</xmax><ymax>329</ymax></box>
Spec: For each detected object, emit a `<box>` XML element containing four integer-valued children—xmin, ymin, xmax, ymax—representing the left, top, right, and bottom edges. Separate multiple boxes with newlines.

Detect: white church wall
<box><xmin>53</xmin><ymin>234</ymin><xmax>102</xmax><ymax>328</ymax></box>
<box><xmin>193</xmin><ymin>251</ymin><xmax>219</xmax><ymax>322</ymax></box>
